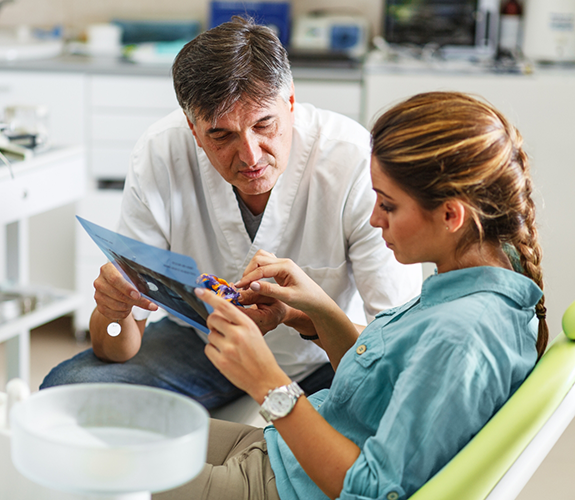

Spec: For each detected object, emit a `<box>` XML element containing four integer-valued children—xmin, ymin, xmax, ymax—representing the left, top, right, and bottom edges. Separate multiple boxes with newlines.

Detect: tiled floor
<box><xmin>0</xmin><ymin>316</ymin><xmax>574</xmax><ymax>498</ymax></box>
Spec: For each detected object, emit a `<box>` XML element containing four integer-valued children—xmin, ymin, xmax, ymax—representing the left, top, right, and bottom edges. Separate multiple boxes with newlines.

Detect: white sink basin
<box><xmin>9</xmin><ymin>384</ymin><xmax>209</xmax><ymax>496</ymax></box>
<box><xmin>0</xmin><ymin>29</ymin><xmax>63</xmax><ymax>61</ymax></box>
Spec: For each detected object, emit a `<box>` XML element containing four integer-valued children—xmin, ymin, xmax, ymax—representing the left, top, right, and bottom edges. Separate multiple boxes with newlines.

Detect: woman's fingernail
<box><xmin>250</xmin><ymin>282</ymin><xmax>261</xmax><ymax>292</ymax></box>
<box><xmin>195</xmin><ymin>287</ymin><xmax>205</xmax><ymax>296</ymax></box>
<box><xmin>130</xmin><ymin>291</ymin><xmax>139</xmax><ymax>299</ymax></box>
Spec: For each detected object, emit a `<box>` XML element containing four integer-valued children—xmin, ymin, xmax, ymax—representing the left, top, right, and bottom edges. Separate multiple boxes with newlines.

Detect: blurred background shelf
<box><xmin>0</xmin><ymin>145</ymin><xmax>85</xmax><ymax>385</ymax></box>
<box><xmin>0</xmin><ymin>286</ymin><xmax>82</xmax><ymax>343</ymax></box>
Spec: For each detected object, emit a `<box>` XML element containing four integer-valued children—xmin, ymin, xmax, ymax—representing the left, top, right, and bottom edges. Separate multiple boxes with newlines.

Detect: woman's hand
<box><xmin>195</xmin><ymin>287</ymin><xmax>290</xmax><ymax>403</ymax></box>
<box><xmin>197</xmin><ymin>289</ymin><xmax>360</xmax><ymax>500</ymax></box>
<box><xmin>236</xmin><ymin>250</ymin><xmax>332</xmax><ymax>316</ymax></box>
<box><xmin>237</xmin><ymin>250</ymin><xmax>361</xmax><ymax>370</ymax></box>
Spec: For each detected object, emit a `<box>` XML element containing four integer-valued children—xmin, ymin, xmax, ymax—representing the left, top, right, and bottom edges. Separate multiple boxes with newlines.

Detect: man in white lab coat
<box><xmin>41</xmin><ymin>17</ymin><xmax>422</xmax><ymax>409</ymax></box>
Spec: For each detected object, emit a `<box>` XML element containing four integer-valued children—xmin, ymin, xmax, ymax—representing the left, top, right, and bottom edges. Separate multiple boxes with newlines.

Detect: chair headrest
<box><xmin>562</xmin><ymin>300</ymin><xmax>575</xmax><ymax>340</ymax></box>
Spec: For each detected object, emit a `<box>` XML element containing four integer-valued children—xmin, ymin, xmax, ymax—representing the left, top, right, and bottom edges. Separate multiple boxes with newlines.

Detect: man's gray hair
<box><xmin>172</xmin><ymin>16</ymin><xmax>293</xmax><ymax>125</ymax></box>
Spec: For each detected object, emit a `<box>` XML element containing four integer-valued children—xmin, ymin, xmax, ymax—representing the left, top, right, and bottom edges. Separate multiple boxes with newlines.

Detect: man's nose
<box><xmin>238</xmin><ymin>133</ymin><xmax>263</xmax><ymax>166</ymax></box>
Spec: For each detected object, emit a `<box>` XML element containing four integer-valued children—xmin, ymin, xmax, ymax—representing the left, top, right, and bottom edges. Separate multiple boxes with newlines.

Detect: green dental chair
<box><xmin>411</xmin><ymin>300</ymin><xmax>575</xmax><ymax>500</ymax></box>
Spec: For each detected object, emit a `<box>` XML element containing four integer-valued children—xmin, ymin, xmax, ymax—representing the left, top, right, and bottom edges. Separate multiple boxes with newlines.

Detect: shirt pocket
<box><xmin>300</xmin><ymin>261</ymin><xmax>355</xmax><ymax>306</ymax></box>
<box><xmin>330</xmin><ymin>332</ymin><xmax>386</xmax><ymax>405</ymax></box>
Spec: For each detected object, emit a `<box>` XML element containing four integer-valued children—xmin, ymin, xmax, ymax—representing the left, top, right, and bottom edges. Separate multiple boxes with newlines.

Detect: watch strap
<box><xmin>259</xmin><ymin>381</ymin><xmax>304</xmax><ymax>422</ymax></box>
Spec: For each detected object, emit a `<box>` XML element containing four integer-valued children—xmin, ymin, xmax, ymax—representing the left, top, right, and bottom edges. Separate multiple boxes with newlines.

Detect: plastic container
<box><xmin>10</xmin><ymin>383</ymin><xmax>209</xmax><ymax>496</ymax></box>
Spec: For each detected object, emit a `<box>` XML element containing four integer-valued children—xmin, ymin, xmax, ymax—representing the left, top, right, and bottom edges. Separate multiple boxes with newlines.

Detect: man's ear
<box><xmin>289</xmin><ymin>82</ymin><xmax>295</xmax><ymax>111</ymax></box>
<box><xmin>443</xmin><ymin>199</ymin><xmax>467</xmax><ymax>233</ymax></box>
<box><xmin>288</xmin><ymin>82</ymin><xmax>295</xmax><ymax>123</ymax></box>
<box><xmin>185</xmin><ymin>112</ymin><xmax>203</xmax><ymax>148</ymax></box>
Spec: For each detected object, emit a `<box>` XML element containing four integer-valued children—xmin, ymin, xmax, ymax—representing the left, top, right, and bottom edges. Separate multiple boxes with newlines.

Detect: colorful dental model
<box><xmin>197</xmin><ymin>273</ymin><xmax>242</xmax><ymax>306</ymax></box>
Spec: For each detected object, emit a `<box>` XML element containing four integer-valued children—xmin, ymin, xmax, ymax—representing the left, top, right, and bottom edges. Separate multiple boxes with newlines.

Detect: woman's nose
<box><xmin>370</xmin><ymin>208</ymin><xmax>388</xmax><ymax>229</ymax></box>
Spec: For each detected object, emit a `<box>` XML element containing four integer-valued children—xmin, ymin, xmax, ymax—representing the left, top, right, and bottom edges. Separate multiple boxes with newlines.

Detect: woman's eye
<box><xmin>379</xmin><ymin>203</ymin><xmax>394</xmax><ymax>213</ymax></box>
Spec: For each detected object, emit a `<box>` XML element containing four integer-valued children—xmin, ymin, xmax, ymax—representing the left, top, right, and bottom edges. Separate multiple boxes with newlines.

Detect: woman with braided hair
<box><xmin>160</xmin><ymin>92</ymin><xmax>546</xmax><ymax>500</ymax></box>
<box><xmin>368</xmin><ymin>91</ymin><xmax>548</xmax><ymax>358</ymax></box>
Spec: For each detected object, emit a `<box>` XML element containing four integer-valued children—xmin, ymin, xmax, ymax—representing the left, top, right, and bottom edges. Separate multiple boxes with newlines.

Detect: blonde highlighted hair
<box><xmin>371</xmin><ymin>92</ymin><xmax>548</xmax><ymax>358</ymax></box>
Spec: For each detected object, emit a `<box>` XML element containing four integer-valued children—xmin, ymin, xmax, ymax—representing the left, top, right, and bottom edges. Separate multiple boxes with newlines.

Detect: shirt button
<box><xmin>356</xmin><ymin>344</ymin><xmax>367</xmax><ymax>355</ymax></box>
<box><xmin>387</xmin><ymin>492</ymin><xmax>399</xmax><ymax>500</ymax></box>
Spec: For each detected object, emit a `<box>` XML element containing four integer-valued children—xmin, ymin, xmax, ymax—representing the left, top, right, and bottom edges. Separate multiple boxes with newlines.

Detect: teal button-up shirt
<box><xmin>265</xmin><ymin>266</ymin><xmax>542</xmax><ymax>500</ymax></box>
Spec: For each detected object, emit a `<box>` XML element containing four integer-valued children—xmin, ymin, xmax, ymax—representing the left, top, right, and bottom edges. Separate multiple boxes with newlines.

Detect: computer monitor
<box><xmin>383</xmin><ymin>0</ymin><xmax>499</xmax><ymax>58</ymax></box>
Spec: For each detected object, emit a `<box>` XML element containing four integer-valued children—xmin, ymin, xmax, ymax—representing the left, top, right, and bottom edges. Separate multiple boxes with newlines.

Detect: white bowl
<box><xmin>10</xmin><ymin>383</ymin><xmax>209</xmax><ymax>495</ymax></box>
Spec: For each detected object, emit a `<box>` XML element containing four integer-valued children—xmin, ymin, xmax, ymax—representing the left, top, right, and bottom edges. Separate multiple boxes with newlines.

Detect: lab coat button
<box><xmin>387</xmin><ymin>492</ymin><xmax>399</xmax><ymax>500</ymax></box>
<box><xmin>356</xmin><ymin>344</ymin><xmax>367</xmax><ymax>355</ymax></box>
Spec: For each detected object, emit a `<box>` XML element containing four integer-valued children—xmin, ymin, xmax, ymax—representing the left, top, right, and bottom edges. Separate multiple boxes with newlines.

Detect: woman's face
<box><xmin>369</xmin><ymin>157</ymin><xmax>448</xmax><ymax>267</ymax></box>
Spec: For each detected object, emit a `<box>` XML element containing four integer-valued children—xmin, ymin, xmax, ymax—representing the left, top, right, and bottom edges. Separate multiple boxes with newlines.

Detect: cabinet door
<box><xmin>294</xmin><ymin>79</ymin><xmax>362</xmax><ymax>123</ymax></box>
<box><xmin>88</xmin><ymin>75</ymin><xmax>178</xmax><ymax>180</ymax></box>
<box><xmin>363</xmin><ymin>72</ymin><xmax>537</xmax><ymax>128</ymax></box>
<box><xmin>0</xmin><ymin>71</ymin><xmax>85</xmax><ymax>147</ymax></box>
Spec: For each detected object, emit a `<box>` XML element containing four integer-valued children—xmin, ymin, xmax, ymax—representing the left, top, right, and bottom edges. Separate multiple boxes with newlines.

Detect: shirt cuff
<box><xmin>132</xmin><ymin>306</ymin><xmax>152</xmax><ymax>321</ymax></box>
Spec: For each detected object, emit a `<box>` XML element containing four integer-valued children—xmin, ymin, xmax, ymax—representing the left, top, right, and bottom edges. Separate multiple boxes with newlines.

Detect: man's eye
<box><xmin>213</xmin><ymin>133</ymin><xmax>230</xmax><ymax>141</ymax></box>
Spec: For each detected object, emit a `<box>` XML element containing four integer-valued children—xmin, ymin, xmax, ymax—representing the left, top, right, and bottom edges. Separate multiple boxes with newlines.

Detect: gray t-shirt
<box><xmin>234</xmin><ymin>188</ymin><xmax>264</xmax><ymax>242</ymax></box>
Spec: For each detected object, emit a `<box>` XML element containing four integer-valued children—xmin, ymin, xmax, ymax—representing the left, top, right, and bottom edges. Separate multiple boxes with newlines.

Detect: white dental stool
<box><xmin>1</xmin><ymin>380</ymin><xmax>209</xmax><ymax>500</ymax></box>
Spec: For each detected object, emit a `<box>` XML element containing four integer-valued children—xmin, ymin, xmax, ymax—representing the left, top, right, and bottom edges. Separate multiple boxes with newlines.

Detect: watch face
<box><xmin>268</xmin><ymin>391</ymin><xmax>293</xmax><ymax>415</ymax></box>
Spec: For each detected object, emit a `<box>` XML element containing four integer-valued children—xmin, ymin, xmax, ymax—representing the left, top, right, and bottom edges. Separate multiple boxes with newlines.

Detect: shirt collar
<box><xmin>419</xmin><ymin>266</ymin><xmax>542</xmax><ymax>309</ymax></box>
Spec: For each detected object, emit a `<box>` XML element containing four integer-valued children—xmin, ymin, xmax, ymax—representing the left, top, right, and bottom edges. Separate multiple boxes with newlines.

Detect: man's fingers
<box><xmin>102</xmin><ymin>262</ymin><xmax>142</xmax><ymax>298</ymax></box>
<box><xmin>239</xmin><ymin>288</ymin><xmax>275</xmax><ymax>305</ymax></box>
<box><xmin>132</xmin><ymin>296</ymin><xmax>158</xmax><ymax>310</ymax></box>
<box><xmin>97</xmin><ymin>263</ymin><xmax>156</xmax><ymax>311</ymax></box>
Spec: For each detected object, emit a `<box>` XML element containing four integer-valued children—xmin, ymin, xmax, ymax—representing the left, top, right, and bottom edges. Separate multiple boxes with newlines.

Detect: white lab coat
<box><xmin>118</xmin><ymin>103</ymin><xmax>422</xmax><ymax>380</ymax></box>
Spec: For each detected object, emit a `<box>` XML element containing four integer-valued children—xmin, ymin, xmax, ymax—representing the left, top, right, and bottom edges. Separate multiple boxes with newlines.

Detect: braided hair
<box><xmin>371</xmin><ymin>91</ymin><xmax>548</xmax><ymax>358</ymax></box>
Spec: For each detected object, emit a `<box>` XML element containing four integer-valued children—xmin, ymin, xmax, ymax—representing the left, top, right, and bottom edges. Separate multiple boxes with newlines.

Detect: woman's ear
<box><xmin>443</xmin><ymin>199</ymin><xmax>467</xmax><ymax>233</ymax></box>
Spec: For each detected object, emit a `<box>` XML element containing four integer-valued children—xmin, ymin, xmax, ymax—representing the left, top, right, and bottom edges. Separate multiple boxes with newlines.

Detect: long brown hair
<box><xmin>371</xmin><ymin>92</ymin><xmax>548</xmax><ymax>358</ymax></box>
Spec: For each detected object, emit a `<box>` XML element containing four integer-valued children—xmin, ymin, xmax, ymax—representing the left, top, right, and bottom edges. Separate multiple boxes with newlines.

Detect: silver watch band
<box><xmin>259</xmin><ymin>381</ymin><xmax>304</xmax><ymax>422</ymax></box>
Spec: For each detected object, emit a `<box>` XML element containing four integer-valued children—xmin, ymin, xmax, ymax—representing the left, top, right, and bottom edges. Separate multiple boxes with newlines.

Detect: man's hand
<box><xmin>93</xmin><ymin>262</ymin><xmax>157</xmax><ymax>321</ymax></box>
<box><xmin>239</xmin><ymin>288</ymin><xmax>290</xmax><ymax>334</ymax></box>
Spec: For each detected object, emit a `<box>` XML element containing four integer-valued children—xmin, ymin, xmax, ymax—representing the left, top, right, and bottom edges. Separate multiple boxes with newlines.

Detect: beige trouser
<box><xmin>153</xmin><ymin>419</ymin><xmax>281</xmax><ymax>500</ymax></box>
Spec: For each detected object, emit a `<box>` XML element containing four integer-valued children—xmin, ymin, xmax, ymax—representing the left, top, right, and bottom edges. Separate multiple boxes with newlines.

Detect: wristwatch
<box><xmin>259</xmin><ymin>381</ymin><xmax>304</xmax><ymax>422</ymax></box>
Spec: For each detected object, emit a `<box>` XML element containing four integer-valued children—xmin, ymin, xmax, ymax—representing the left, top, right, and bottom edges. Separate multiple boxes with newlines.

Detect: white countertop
<box><xmin>0</xmin><ymin>145</ymin><xmax>85</xmax><ymax>225</ymax></box>
<box><xmin>0</xmin><ymin>49</ymin><xmax>573</xmax><ymax>82</ymax></box>
<box><xmin>0</xmin><ymin>53</ymin><xmax>363</xmax><ymax>81</ymax></box>
<box><xmin>364</xmin><ymin>49</ymin><xmax>575</xmax><ymax>77</ymax></box>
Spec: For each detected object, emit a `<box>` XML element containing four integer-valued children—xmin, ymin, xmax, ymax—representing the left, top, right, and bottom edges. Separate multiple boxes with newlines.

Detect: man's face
<box><xmin>188</xmin><ymin>86</ymin><xmax>295</xmax><ymax>214</ymax></box>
